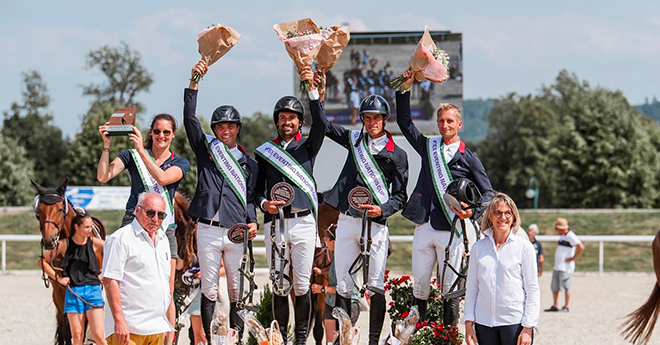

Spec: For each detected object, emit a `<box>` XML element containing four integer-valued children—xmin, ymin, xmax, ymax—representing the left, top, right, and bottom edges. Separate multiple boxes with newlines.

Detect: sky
<box><xmin>1</xmin><ymin>1</ymin><xmax>659</xmax><ymax>137</ymax></box>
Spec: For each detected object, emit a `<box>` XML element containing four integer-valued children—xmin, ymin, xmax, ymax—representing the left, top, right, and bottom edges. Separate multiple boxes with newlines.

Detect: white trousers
<box><xmin>412</xmin><ymin>220</ymin><xmax>475</xmax><ymax>300</ymax></box>
<box><xmin>197</xmin><ymin>222</ymin><xmax>243</xmax><ymax>302</ymax></box>
<box><xmin>264</xmin><ymin>213</ymin><xmax>317</xmax><ymax>296</ymax></box>
<box><xmin>335</xmin><ymin>213</ymin><xmax>389</xmax><ymax>298</ymax></box>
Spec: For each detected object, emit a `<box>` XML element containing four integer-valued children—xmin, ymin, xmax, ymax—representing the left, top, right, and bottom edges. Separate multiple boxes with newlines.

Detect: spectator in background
<box><xmin>528</xmin><ymin>224</ymin><xmax>544</xmax><ymax>276</ymax></box>
<box><xmin>545</xmin><ymin>218</ymin><xmax>584</xmax><ymax>313</ymax></box>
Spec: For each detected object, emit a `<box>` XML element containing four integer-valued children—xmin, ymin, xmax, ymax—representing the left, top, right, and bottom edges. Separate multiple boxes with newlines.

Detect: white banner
<box><xmin>66</xmin><ymin>186</ymin><xmax>130</xmax><ymax>210</ymax></box>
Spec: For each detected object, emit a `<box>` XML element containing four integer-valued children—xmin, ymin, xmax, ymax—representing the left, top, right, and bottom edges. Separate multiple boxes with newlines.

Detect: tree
<box><xmin>1</xmin><ymin>71</ymin><xmax>68</xmax><ymax>186</ymax></box>
<box><xmin>476</xmin><ymin>70</ymin><xmax>660</xmax><ymax>208</ymax></box>
<box><xmin>239</xmin><ymin>112</ymin><xmax>278</xmax><ymax>154</ymax></box>
<box><xmin>475</xmin><ymin>94</ymin><xmax>564</xmax><ymax>208</ymax></box>
<box><xmin>63</xmin><ymin>101</ymin><xmax>133</xmax><ymax>186</ymax></box>
<box><xmin>63</xmin><ymin>42</ymin><xmax>154</xmax><ymax>187</ymax></box>
<box><xmin>82</xmin><ymin>41</ymin><xmax>153</xmax><ymax>110</ymax></box>
<box><xmin>0</xmin><ymin>133</ymin><xmax>35</xmax><ymax>206</ymax></box>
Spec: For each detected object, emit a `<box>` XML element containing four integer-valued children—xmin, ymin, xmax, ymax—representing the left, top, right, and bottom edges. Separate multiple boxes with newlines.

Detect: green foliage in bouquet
<box><xmin>411</xmin><ymin>321</ymin><xmax>463</xmax><ymax>345</ymax></box>
<box><xmin>247</xmin><ymin>284</ymin><xmax>275</xmax><ymax>345</ymax></box>
<box><xmin>385</xmin><ymin>270</ymin><xmax>443</xmax><ymax>322</ymax></box>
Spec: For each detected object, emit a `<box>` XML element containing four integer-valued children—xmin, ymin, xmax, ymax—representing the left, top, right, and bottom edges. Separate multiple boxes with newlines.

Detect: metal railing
<box><xmin>0</xmin><ymin>234</ymin><xmax>655</xmax><ymax>275</ymax></box>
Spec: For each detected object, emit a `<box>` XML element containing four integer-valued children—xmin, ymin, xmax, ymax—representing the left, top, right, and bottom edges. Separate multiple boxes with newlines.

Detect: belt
<box><xmin>342</xmin><ymin>211</ymin><xmax>387</xmax><ymax>225</ymax></box>
<box><xmin>195</xmin><ymin>218</ymin><xmax>221</xmax><ymax>227</ymax></box>
<box><xmin>283</xmin><ymin>209</ymin><xmax>311</xmax><ymax>219</ymax></box>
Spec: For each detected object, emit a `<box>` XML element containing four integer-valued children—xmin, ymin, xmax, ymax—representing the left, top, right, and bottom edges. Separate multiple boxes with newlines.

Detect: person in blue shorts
<box><xmin>39</xmin><ymin>212</ymin><xmax>106</xmax><ymax>345</ymax></box>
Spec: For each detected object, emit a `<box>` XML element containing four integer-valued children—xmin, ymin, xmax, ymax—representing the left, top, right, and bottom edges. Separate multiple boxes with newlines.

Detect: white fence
<box><xmin>0</xmin><ymin>234</ymin><xmax>654</xmax><ymax>275</ymax></box>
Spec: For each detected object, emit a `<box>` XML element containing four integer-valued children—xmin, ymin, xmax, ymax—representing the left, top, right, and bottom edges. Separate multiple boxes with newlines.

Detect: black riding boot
<box><xmin>201</xmin><ymin>294</ymin><xmax>216</xmax><ymax>344</ymax></box>
<box><xmin>294</xmin><ymin>291</ymin><xmax>312</xmax><ymax>345</ymax></box>
<box><xmin>413</xmin><ymin>297</ymin><xmax>428</xmax><ymax>321</ymax></box>
<box><xmin>230</xmin><ymin>302</ymin><xmax>244</xmax><ymax>340</ymax></box>
<box><xmin>273</xmin><ymin>294</ymin><xmax>290</xmax><ymax>341</ymax></box>
<box><xmin>443</xmin><ymin>297</ymin><xmax>460</xmax><ymax>326</ymax></box>
<box><xmin>369</xmin><ymin>292</ymin><xmax>386</xmax><ymax>345</ymax></box>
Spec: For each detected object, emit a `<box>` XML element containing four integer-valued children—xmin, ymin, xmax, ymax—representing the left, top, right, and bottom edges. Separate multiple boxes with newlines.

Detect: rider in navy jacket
<box><xmin>183</xmin><ymin>60</ymin><xmax>259</xmax><ymax>343</ymax></box>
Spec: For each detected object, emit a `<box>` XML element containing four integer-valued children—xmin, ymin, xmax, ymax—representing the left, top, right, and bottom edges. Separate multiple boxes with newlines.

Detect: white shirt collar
<box><xmin>484</xmin><ymin>227</ymin><xmax>518</xmax><ymax>244</ymax></box>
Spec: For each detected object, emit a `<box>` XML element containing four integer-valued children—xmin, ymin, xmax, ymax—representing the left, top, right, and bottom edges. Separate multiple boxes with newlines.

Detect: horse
<box><xmin>32</xmin><ymin>178</ymin><xmax>107</xmax><ymax>345</ymax></box>
<box><xmin>620</xmin><ymin>229</ymin><xmax>660</xmax><ymax>345</ymax></box>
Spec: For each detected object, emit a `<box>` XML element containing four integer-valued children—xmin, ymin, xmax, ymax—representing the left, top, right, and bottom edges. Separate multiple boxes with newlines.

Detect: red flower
<box><xmin>385</xmin><ymin>269</ymin><xmax>390</xmax><ymax>275</ymax></box>
<box><xmin>416</xmin><ymin>322</ymin><xmax>421</xmax><ymax>329</ymax></box>
<box><xmin>401</xmin><ymin>311</ymin><xmax>409</xmax><ymax>319</ymax></box>
<box><xmin>389</xmin><ymin>301</ymin><xmax>394</xmax><ymax>306</ymax></box>
<box><xmin>393</xmin><ymin>279</ymin><xmax>399</xmax><ymax>284</ymax></box>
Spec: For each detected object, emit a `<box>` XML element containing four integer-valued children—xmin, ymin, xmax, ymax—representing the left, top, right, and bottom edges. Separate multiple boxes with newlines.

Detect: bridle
<box><xmin>34</xmin><ymin>193</ymin><xmax>70</xmax><ymax>288</ymax></box>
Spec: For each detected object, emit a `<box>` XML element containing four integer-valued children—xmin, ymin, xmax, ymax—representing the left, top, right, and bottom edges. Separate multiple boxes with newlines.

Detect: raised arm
<box><xmin>304</xmin><ymin>67</ymin><xmax>329</xmax><ymax>156</ymax></box>
<box><xmin>97</xmin><ymin>122</ymin><xmax>126</xmax><ymax>183</ymax></box>
<box><xmin>395</xmin><ymin>91</ymin><xmax>427</xmax><ymax>155</ymax></box>
<box><xmin>183</xmin><ymin>60</ymin><xmax>210</xmax><ymax>156</ymax></box>
<box><xmin>395</xmin><ymin>69</ymin><xmax>427</xmax><ymax>154</ymax></box>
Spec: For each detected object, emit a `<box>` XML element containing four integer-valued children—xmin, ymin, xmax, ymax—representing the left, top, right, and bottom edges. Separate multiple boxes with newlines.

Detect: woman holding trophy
<box><xmin>96</xmin><ymin>112</ymin><xmax>191</xmax><ymax>344</ymax></box>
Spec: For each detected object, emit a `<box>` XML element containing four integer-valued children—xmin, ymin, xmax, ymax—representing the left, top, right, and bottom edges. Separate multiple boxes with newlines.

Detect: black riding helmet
<box><xmin>210</xmin><ymin>105</ymin><xmax>242</xmax><ymax>133</ymax></box>
<box><xmin>358</xmin><ymin>94</ymin><xmax>390</xmax><ymax>121</ymax></box>
<box><xmin>273</xmin><ymin>96</ymin><xmax>304</xmax><ymax>125</ymax></box>
<box><xmin>446</xmin><ymin>178</ymin><xmax>483</xmax><ymax>208</ymax></box>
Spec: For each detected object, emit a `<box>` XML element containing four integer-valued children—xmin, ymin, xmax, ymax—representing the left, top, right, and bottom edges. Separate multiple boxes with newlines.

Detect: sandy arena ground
<box><xmin>2</xmin><ymin>271</ymin><xmax>659</xmax><ymax>345</ymax></box>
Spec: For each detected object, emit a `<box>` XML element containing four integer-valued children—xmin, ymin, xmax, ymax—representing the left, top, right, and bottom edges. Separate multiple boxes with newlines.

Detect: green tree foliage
<box><xmin>1</xmin><ymin>71</ymin><xmax>68</xmax><ymax>186</ymax></box>
<box><xmin>82</xmin><ymin>41</ymin><xmax>153</xmax><ymax>110</ymax></box>
<box><xmin>239</xmin><ymin>112</ymin><xmax>278</xmax><ymax>154</ymax></box>
<box><xmin>477</xmin><ymin>70</ymin><xmax>660</xmax><ymax>208</ymax></box>
<box><xmin>0</xmin><ymin>133</ymin><xmax>35</xmax><ymax>206</ymax></box>
<box><xmin>476</xmin><ymin>94</ymin><xmax>563</xmax><ymax>208</ymax></box>
<box><xmin>63</xmin><ymin>101</ymin><xmax>134</xmax><ymax>186</ymax></box>
<box><xmin>63</xmin><ymin>42</ymin><xmax>154</xmax><ymax>187</ymax></box>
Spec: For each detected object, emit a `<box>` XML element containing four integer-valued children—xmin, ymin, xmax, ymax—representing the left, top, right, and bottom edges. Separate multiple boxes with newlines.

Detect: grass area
<box><xmin>2</xmin><ymin>209</ymin><xmax>658</xmax><ymax>272</ymax></box>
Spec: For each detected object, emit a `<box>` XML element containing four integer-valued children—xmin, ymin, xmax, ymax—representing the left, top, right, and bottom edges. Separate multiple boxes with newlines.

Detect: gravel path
<box><xmin>2</xmin><ymin>271</ymin><xmax>658</xmax><ymax>345</ymax></box>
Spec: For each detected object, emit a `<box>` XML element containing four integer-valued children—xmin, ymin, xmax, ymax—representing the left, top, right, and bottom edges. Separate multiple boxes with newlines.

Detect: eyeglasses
<box><xmin>493</xmin><ymin>210</ymin><xmax>513</xmax><ymax>219</ymax></box>
<box><xmin>139</xmin><ymin>206</ymin><xmax>166</xmax><ymax>220</ymax></box>
<box><xmin>153</xmin><ymin>129</ymin><xmax>172</xmax><ymax>136</ymax></box>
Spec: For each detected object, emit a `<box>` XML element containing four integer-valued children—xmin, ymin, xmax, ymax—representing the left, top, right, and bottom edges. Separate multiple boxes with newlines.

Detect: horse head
<box><xmin>31</xmin><ymin>178</ymin><xmax>72</xmax><ymax>250</ymax></box>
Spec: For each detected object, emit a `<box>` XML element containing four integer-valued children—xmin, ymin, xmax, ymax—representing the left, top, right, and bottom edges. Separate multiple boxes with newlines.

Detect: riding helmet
<box><xmin>210</xmin><ymin>105</ymin><xmax>241</xmax><ymax>132</ymax></box>
<box><xmin>273</xmin><ymin>96</ymin><xmax>304</xmax><ymax>125</ymax></box>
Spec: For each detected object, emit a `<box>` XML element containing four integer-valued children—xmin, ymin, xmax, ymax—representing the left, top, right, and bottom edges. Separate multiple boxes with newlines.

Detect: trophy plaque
<box><xmin>228</xmin><ymin>223</ymin><xmax>249</xmax><ymax>244</ymax></box>
<box><xmin>106</xmin><ymin>106</ymin><xmax>136</xmax><ymax>136</ymax></box>
<box><xmin>348</xmin><ymin>186</ymin><xmax>373</xmax><ymax>211</ymax></box>
<box><xmin>271</xmin><ymin>182</ymin><xmax>295</xmax><ymax>207</ymax></box>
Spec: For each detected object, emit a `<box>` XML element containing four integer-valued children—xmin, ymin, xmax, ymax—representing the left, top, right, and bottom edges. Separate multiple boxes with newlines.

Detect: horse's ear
<box><xmin>57</xmin><ymin>178</ymin><xmax>69</xmax><ymax>195</ymax></box>
<box><xmin>30</xmin><ymin>179</ymin><xmax>47</xmax><ymax>195</ymax></box>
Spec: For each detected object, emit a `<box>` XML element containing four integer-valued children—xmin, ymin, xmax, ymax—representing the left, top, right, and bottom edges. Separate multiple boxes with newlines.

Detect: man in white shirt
<box><xmin>103</xmin><ymin>192</ymin><xmax>174</xmax><ymax>345</ymax></box>
<box><xmin>545</xmin><ymin>218</ymin><xmax>584</xmax><ymax>313</ymax></box>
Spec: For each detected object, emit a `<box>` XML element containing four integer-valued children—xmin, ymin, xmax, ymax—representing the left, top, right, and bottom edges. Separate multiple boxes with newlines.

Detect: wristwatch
<box><xmin>321</xmin><ymin>286</ymin><xmax>327</xmax><ymax>294</ymax></box>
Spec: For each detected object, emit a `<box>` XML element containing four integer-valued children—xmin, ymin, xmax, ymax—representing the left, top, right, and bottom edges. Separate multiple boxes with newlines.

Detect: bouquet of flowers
<box><xmin>274</xmin><ymin>18</ymin><xmax>327</xmax><ymax>92</ymax></box>
<box><xmin>333</xmin><ymin>307</ymin><xmax>360</xmax><ymax>345</ymax></box>
<box><xmin>390</xmin><ymin>26</ymin><xmax>450</xmax><ymax>92</ymax></box>
<box><xmin>384</xmin><ymin>270</ymin><xmax>443</xmax><ymax>322</ymax></box>
<box><xmin>192</xmin><ymin>23</ymin><xmax>242</xmax><ymax>83</ymax></box>
<box><xmin>239</xmin><ymin>310</ymin><xmax>270</xmax><ymax>345</ymax></box>
<box><xmin>210</xmin><ymin>304</ymin><xmax>239</xmax><ymax>345</ymax></box>
<box><xmin>390</xmin><ymin>306</ymin><xmax>420</xmax><ymax>345</ymax></box>
<box><xmin>411</xmin><ymin>321</ymin><xmax>463</xmax><ymax>345</ymax></box>
<box><xmin>315</xmin><ymin>26</ymin><xmax>350</xmax><ymax>90</ymax></box>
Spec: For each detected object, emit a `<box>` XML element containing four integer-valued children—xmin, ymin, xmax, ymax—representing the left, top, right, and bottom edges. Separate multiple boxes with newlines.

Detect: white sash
<box><xmin>427</xmin><ymin>136</ymin><xmax>462</xmax><ymax>236</ymax></box>
<box><xmin>349</xmin><ymin>130</ymin><xmax>389</xmax><ymax>205</ymax></box>
<box><xmin>130</xmin><ymin>149</ymin><xmax>176</xmax><ymax>230</ymax></box>
<box><xmin>255</xmin><ymin>141</ymin><xmax>318</xmax><ymax>217</ymax></box>
<box><xmin>205</xmin><ymin>135</ymin><xmax>247</xmax><ymax>210</ymax></box>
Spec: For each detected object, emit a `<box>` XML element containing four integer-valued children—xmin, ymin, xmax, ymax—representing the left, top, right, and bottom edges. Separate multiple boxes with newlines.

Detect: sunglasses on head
<box><xmin>153</xmin><ymin>129</ymin><xmax>172</xmax><ymax>136</ymax></box>
<box><xmin>139</xmin><ymin>206</ymin><xmax>166</xmax><ymax>220</ymax></box>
